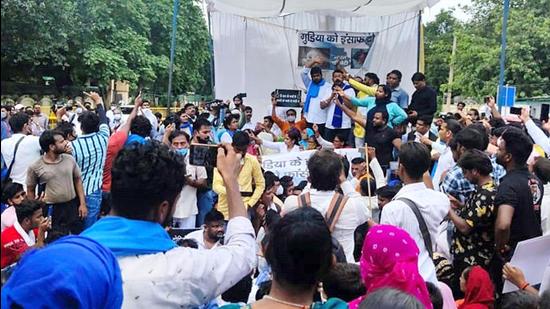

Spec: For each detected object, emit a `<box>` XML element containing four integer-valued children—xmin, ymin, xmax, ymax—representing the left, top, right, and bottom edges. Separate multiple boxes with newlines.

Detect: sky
<box><xmin>422</xmin><ymin>0</ymin><xmax>472</xmax><ymax>24</ymax></box>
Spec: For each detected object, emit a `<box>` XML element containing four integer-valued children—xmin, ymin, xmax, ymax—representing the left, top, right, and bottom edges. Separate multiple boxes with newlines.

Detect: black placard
<box><xmin>275</xmin><ymin>89</ymin><xmax>302</xmax><ymax>108</ymax></box>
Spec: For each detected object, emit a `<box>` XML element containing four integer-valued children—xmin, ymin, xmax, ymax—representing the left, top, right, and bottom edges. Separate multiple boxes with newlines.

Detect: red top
<box><xmin>102</xmin><ymin>131</ymin><xmax>128</xmax><ymax>192</ymax></box>
<box><xmin>1</xmin><ymin>225</ymin><xmax>37</xmax><ymax>268</ymax></box>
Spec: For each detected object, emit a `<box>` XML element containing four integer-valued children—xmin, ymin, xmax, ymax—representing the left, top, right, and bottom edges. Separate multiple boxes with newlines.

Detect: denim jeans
<box><xmin>196</xmin><ymin>190</ymin><xmax>215</xmax><ymax>227</ymax></box>
<box><xmin>84</xmin><ymin>189</ymin><xmax>102</xmax><ymax>229</ymax></box>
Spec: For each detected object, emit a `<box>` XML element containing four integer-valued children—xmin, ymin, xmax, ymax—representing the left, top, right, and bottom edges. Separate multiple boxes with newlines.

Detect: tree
<box><xmin>425</xmin><ymin>0</ymin><xmax>550</xmax><ymax>100</ymax></box>
<box><xmin>1</xmin><ymin>0</ymin><xmax>211</xmax><ymax>99</ymax></box>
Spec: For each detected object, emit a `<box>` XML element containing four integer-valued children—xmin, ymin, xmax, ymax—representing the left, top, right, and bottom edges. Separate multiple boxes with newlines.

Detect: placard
<box><xmin>275</xmin><ymin>89</ymin><xmax>302</xmax><ymax>107</ymax></box>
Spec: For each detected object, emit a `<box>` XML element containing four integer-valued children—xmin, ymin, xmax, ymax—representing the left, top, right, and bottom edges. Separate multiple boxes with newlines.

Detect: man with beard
<box><xmin>30</xmin><ymin>103</ymin><xmax>48</xmax><ymax>136</ymax></box>
<box><xmin>82</xmin><ymin>141</ymin><xmax>256</xmax><ymax>307</ymax></box>
<box><xmin>301</xmin><ymin>60</ymin><xmax>332</xmax><ymax>138</ymax></box>
<box><xmin>191</xmin><ymin>118</ymin><xmax>217</xmax><ymax>226</ymax></box>
<box><xmin>184</xmin><ymin>209</ymin><xmax>225</xmax><ymax>250</ymax></box>
<box><xmin>322</xmin><ymin>69</ymin><xmax>356</xmax><ymax>142</ymax></box>
<box><xmin>26</xmin><ymin>130</ymin><xmax>87</xmax><ymax>236</ymax></box>
<box><xmin>364</xmin><ymin>111</ymin><xmax>402</xmax><ymax>172</ymax></box>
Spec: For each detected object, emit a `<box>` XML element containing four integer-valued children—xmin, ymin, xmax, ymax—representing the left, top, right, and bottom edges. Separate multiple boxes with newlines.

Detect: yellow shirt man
<box><xmin>213</xmin><ymin>153</ymin><xmax>265</xmax><ymax>218</ymax></box>
<box><xmin>348</xmin><ymin>78</ymin><xmax>377</xmax><ymax>140</ymax></box>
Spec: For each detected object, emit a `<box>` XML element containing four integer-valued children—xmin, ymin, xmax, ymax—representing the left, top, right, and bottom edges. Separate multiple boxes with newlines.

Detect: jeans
<box><xmin>84</xmin><ymin>189</ymin><xmax>102</xmax><ymax>229</ymax></box>
<box><xmin>196</xmin><ymin>190</ymin><xmax>215</xmax><ymax>227</ymax></box>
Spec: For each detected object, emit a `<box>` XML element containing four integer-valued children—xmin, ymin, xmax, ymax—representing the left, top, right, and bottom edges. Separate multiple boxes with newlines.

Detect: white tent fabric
<box><xmin>208</xmin><ymin>0</ymin><xmax>439</xmax><ymax>17</ymax></box>
<box><xmin>211</xmin><ymin>12</ymin><xmax>420</xmax><ymax>118</ymax></box>
<box><xmin>208</xmin><ymin>0</ymin><xmax>439</xmax><ymax>121</ymax></box>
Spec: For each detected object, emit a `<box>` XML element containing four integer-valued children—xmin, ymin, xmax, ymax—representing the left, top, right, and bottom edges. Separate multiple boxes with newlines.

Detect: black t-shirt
<box><xmin>410</xmin><ymin>86</ymin><xmax>437</xmax><ymax>118</ymax></box>
<box><xmin>365</xmin><ymin>125</ymin><xmax>399</xmax><ymax>168</ymax></box>
<box><xmin>494</xmin><ymin>168</ymin><xmax>543</xmax><ymax>250</ymax></box>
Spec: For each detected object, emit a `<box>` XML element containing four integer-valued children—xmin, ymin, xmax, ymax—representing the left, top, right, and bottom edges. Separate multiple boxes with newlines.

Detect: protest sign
<box><xmin>502</xmin><ymin>234</ymin><xmax>550</xmax><ymax>293</ymax></box>
<box><xmin>298</xmin><ymin>31</ymin><xmax>377</xmax><ymax>73</ymax></box>
<box><xmin>275</xmin><ymin>89</ymin><xmax>302</xmax><ymax>107</ymax></box>
<box><xmin>262</xmin><ymin>148</ymin><xmax>362</xmax><ymax>183</ymax></box>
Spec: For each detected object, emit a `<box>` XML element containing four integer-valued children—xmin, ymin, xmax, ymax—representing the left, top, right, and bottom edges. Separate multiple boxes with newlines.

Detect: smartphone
<box><xmin>189</xmin><ymin>143</ymin><xmax>219</xmax><ymax>168</ymax></box>
<box><xmin>510</xmin><ymin>107</ymin><xmax>522</xmax><ymax>115</ymax></box>
<box><xmin>238</xmin><ymin>93</ymin><xmax>247</xmax><ymax>98</ymax></box>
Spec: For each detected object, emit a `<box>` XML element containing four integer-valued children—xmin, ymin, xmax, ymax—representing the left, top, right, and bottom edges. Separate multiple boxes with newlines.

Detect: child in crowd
<box><xmin>1</xmin><ymin>182</ymin><xmax>26</xmax><ymax>231</ymax></box>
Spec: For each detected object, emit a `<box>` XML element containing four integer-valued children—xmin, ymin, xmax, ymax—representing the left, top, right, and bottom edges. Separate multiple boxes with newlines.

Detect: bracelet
<box><xmin>520</xmin><ymin>282</ymin><xmax>530</xmax><ymax>290</ymax></box>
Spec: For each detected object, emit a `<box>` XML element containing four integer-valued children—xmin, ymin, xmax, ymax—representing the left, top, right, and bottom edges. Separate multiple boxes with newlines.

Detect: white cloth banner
<box><xmin>262</xmin><ymin>148</ymin><xmax>362</xmax><ymax>183</ymax></box>
<box><xmin>211</xmin><ymin>11</ymin><xmax>421</xmax><ymax>123</ymax></box>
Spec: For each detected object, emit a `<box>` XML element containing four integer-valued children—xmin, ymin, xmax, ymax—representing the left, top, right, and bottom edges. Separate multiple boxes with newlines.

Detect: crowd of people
<box><xmin>0</xmin><ymin>62</ymin><xmax>549</xmax><ymax>309</ymax></box>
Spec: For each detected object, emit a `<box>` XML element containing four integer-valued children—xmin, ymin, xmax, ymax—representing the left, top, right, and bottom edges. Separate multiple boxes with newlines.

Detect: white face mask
<box><xmin>275</xmin><ymin>185</ymin><xmax>284</xmax><ymax>196</ymax></box>
<box><xmin>114</xmin><ymin>114</ymin><xmax>122</xmax><ymax>121</ymax></box>
<box><xmin>287</xmin><ymin>115</ymin><xmax>296</xmax><ymax>122</ymax></box>
<box><xmin>1</xmin><ymin>112</ymin><xmax>6</xmax><ymax>119</ymax></box>
<box><xmin>76</xmin><ymin>107</ymin><xmax>83</xmax><ymax>114</ymax></box>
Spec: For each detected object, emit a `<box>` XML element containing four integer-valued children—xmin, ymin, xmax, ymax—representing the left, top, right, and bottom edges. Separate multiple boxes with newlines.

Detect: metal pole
<box><xmin>167</xmin><ymin>0</ymin><xmax>180</xmax><ymax>114</ymax></box>
<box><xmin>498</xmin><ymin>0</ymin><xmax>510</xmax><ymax>88</ymax></box>
<box><xmin>445</xmin><ymin>35</ymin><xmax>457</xmax><ymax>112</ymax></box>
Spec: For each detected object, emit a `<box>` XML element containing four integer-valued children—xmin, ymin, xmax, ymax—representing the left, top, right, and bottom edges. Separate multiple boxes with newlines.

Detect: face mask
<box><xmin>275</xmin><ymin>185</ymin><xmax>284</xmax><ymax>196</ymax></box>
<box><xmin>1</xmin><ymin>112</ymin><xmax>6</xmax><ymax>119</ymax></box>
<box><xmin>176</xmin><ymin>148</ymin><xmax>188</xmax><ymax>156</ymax></box>
<box><xmin>76</xmin><ymin>107</ymin><xmax>83</xmax><ymax>114</ymax></box>
<box><xmin>114</xmin><ymin>114</ymin><xmax>122</xmax><ymax>121</ymax></box>
<box><xmin>287</xmin><ymin>115</ymin><xmax>296</xmax><ymax>122</ymax></box>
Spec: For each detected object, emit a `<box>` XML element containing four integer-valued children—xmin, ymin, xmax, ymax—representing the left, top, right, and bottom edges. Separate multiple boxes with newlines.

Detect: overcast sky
<box><xmin>422</xmin><ymin>0</ymin><xmax>472</xmax><ymax>24</ymax></box>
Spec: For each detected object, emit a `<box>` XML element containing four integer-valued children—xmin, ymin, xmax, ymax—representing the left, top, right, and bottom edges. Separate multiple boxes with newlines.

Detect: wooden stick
<box><xmin>364</xmin><ymin>144</ymin><xmax>373</xmax><ymax>211</ymax></box>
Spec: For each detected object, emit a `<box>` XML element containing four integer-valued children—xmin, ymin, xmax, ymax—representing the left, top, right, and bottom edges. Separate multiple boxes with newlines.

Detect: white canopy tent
<box><xmin>207</xmin><ymin>0</ymin><xmax>439</xmax><ymax>120</ymax></box>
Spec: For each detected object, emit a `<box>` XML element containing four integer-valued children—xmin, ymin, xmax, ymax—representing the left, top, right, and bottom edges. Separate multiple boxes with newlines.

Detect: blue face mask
<box><xmin>176</xmin><ymin>148</ymin><xmax>188</xmax><ymax>156</ymax></box>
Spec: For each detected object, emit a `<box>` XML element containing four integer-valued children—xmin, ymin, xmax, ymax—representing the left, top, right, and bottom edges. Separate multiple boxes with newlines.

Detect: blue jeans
<box><xmin>84</xmin><ymin>189</ymin><xmax>102</xmax><ymax>229</ymax></box>
<box><xmin>196</xmin><ymin>190</ymin><xmax>215</xmax><ymax>227</ymax></box>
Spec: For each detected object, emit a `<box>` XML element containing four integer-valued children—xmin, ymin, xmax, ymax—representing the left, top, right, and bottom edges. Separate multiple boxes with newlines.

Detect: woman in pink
<box><xmin>349</xmin><ymin>224</ymin><xmax>433</xmax><ymax>309</ymax></box>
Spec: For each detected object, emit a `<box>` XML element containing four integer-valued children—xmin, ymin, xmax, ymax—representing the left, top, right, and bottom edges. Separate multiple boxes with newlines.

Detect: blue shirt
<box><xmin>71</xmin><ymin>124</ymin><xmax>109</xmax><ymax>195</ymax></box>
<box><xmin>440</xmin><ymin>155</ymin><xmax>506</xmax><ymax>203</ymax></box>
<box><xmin>391</xmin><ymin>87</ymin><xmax>410</xmax><ymax>109</ymax></box>
<box><xmin>1</xmin><ymin>120</ymin><xmax>11</xmax><ymax>141</ymax></box>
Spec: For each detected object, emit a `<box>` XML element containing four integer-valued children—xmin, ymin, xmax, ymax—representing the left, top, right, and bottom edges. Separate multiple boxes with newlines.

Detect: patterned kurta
<box><xmin>451</xmin><ymin>181</ymin><xmax>497</xmax><ymax>274</ymax></box>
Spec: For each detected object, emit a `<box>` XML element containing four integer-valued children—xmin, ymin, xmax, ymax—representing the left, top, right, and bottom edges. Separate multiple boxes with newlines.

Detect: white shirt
<box><xmin>380</xmin><ymin>182</ymin><xmax>450</xmax><ymax>284</ymax></box>
<box><xmin>261</xmin><ymin>140</ymin><xmax>300</xmax><ymax>154</ymax></box>
<box><xmin>13</xmin><ymin>220</ymin><xmax>36</xmax><ymax>246</ymax></box>
<box><xmin>117</xmin><ymin>216</ymin><xmax>256</xmax><ymax>308</ymax></box>
<box><xmin>173</xmin><ymin>158</ymin><xmax>207</xmax><ymax>219</ymax></box>
<box><xmin>1</xmin><ymin>206</ymin><xmax>17</xmax><ymax>232</ymax></box>
<box><xmin>184</xmin><ymin>229</ymin><xmax>221</xmax><ymax>250</ymax></box>
<box><xmin>283</xmin><ymin>188</ymin><xmax>371</xmax><ymax>262</ymax></box>
<box><xmin>478</xmin><ymin>104</ymin><xmax>492</xmax><ymax>119</ymax></box>
<box><xmin>325</xmin><ymin>85</ymin><xmax>356</xmax><ymax>129</ymax></box>
<box><xmin>257</xmin><ymin>132</ymin><xmax>278</xmax><ymax>155</ymax></box>
<box><xmin>220</xmin><ymin>131</ymin><xmax>233</xmax><ymax>144</ymax></box>
<box><xmin>433</xmin><ymin>147</ymin><xmax>455</xmax><ymax>191</ymax></box>
<box><xmin>541</xmin><ymin>183</ymin><xmax>550</xmax><ymax>236</ymax></box>
<box><xmin>1</xmin><ymin>133</ymin><xmax>41</xmax><ymax>187</ymax></box>
<box><xmin>241</xmin><ymin>122</ymin><xmax>256</xmax><ymax>131</ymax></box>
<box><xmin>301</xmin><ymin>68</ymin><xmax>333</xmax><ymax>124</ymax></box>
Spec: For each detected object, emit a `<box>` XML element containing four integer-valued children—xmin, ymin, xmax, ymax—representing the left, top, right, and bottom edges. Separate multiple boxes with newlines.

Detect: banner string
<box><xmin>240</xmin><ymin>12</ymin><xmax>420</xmax><ymax>34</ymax></box>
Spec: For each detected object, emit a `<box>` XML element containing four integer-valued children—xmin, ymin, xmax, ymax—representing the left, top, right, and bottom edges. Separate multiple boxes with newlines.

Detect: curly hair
<box><xmin>110</xmin><ymin>141</ymin><xmax>187</xmax><ymax>221</ymax></box>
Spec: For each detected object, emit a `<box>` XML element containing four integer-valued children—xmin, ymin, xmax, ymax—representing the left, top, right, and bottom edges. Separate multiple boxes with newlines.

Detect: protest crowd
<box><xmin>1</xmin><ymin>59</ymin><xmax>550</xmax><ymax>309</ymax></box>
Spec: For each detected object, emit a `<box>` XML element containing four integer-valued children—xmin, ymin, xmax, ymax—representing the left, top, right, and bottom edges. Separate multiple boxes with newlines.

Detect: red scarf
<box><xmin>459</xmin><ymin>266</ymin><xmax>494</xmax><ymax>309</ymax></box>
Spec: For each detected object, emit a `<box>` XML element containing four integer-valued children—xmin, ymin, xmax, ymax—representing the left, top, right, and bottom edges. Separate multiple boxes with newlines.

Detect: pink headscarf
<box><xmin>349</xmin><ymin>225</ymin><xmax>433</xmax><ymax>309</ymax></box>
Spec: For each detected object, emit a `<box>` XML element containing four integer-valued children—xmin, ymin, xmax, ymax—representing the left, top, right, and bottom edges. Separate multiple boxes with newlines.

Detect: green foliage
<box><xmin>425</xmin><ymin>0</ymin><xmax>550</xmax><ymax>100</ymax></box>
<box><xmin>1</xmin><ymin>0</ymin><xmax>211</xmax><ymax>97</ymax></box>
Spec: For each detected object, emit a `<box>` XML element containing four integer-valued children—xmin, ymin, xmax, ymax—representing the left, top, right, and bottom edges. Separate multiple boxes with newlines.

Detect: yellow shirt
<box><xmin>348</xmin><ymin>79</ymin><xmax>377</xmax><ymax>138</ymax></box>
<box><xmin>213</xmin><ymin>153</ymin><xmax>265</xmax><ymax>219</ymax></box>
